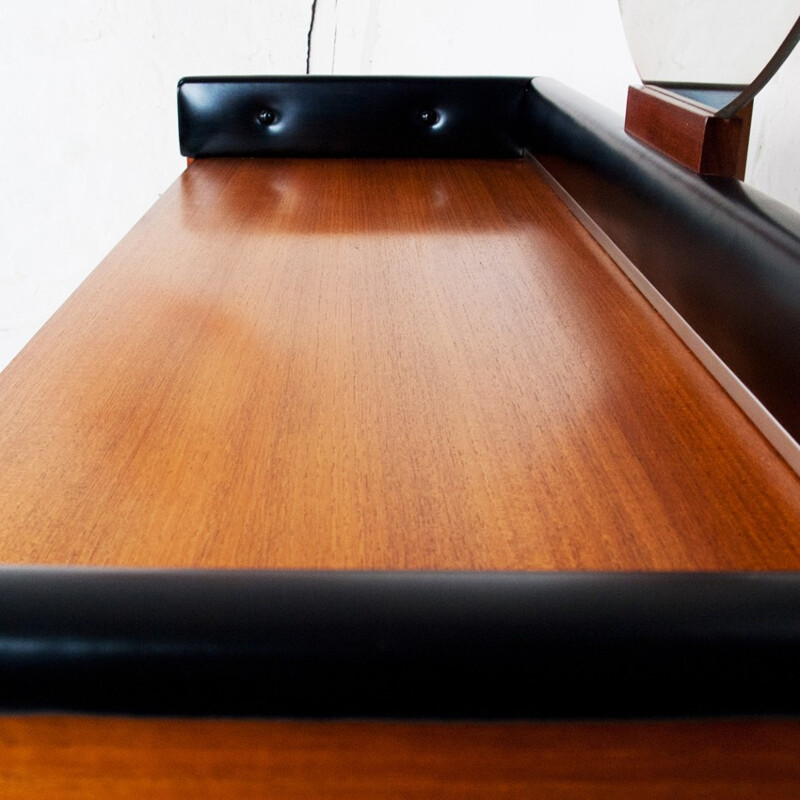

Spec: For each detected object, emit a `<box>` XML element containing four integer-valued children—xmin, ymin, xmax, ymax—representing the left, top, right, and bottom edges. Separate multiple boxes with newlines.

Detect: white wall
<box><xmin>747</xmin><ymin>36</ymin><xmax>800</xmax><ymax>211</ymax></box>
<box><xmin>307</xmin><ymin>0</ymin><xmax>636</xmax><ymax>113</ymax></box>
<box><xmin>1</xmin><ymin>0</ymin><xmax>798</xmax><ymax>371</ymax></box>
<box><xmin>0</xmin><ymin>0</ymin><xmax>311</xmax><ymax>370</ymax></box>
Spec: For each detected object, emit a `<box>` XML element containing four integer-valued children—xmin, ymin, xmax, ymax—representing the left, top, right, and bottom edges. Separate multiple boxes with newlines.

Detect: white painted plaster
<box><xmin>0</xmin><ymin>0</ymin><xmax>798</xmax><ymax>370</ymax></box>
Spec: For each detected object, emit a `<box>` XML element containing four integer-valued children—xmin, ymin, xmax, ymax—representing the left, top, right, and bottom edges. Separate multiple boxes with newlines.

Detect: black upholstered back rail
<box><xmin>178</xmin><ymin>76</ymin><xmax>530</xmax><ymax>158</ymax></box>
<box><xmin>3</xmin><ymin>568</ymin><xmax>800</xmax><ymax>718</ymax></box>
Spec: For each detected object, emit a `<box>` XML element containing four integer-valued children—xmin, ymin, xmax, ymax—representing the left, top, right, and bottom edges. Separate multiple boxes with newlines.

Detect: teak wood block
<box><xmin>624</xmin><ymin>85</ymin><xmax>751</xmax><ymax>178</ymax></box>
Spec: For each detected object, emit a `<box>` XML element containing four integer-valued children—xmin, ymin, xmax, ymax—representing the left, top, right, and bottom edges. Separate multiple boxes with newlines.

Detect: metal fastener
<box><xmin>417</xmin><ymin>108</ymin><xmax>440</xmax><ymax>127</ymax></box>
<box><xmin>257</xmin><ymin>108</ymin><xmax>277</xmax><ymax>126</ymax></box>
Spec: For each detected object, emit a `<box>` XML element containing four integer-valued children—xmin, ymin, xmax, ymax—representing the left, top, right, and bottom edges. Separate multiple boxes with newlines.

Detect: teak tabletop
<box><xmin>0</xmin><ymin>158</ymin><xmax>798</xmax><ymax>570</ymax></box>
<box><xmin>1</xmin><ymin>158</ymin><xmax>800</xmax><ymax>797</ymax></box>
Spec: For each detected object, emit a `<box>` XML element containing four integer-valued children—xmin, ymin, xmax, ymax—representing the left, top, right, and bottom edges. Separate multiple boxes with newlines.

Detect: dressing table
<box><xmin>2</xmin><ymin>5</ymin><xmax>800</xmax><ymax>797</ymax></box>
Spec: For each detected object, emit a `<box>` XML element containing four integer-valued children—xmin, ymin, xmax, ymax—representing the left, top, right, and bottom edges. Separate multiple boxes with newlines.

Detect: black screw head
<box><xmin>417</xmin><ymin>108</ymin><xmax>440</xmax><ymax>127</ymax></box>
<box><xmin>257</xmin><ymin>108</ymin><xmax>277</xmax><ymax>126</ymax></box>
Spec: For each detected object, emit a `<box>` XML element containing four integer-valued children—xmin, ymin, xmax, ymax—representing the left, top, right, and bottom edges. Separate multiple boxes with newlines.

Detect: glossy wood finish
<box><xmin>625</xmin><ymin>85</ymin><xmax>752</xmax><ymax>178</ymax></box>
<box><xmin>1</xmin><ymin>158</ymin><xmax>799</xmax><ymax>569</ymax></box>
<box><xmin>1</xmin><ymin>716</ymin><xmax>799</xmax><ymax>798</ymax></box>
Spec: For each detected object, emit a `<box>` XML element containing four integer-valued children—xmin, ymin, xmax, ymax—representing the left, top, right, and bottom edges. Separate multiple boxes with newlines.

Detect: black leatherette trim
<box><xmin>178</xmin><ymin>76</ymin><xmax>530</xmax><ymax>158</ymax></box>
<box><xmin>3</xmin><ymin>569</ymin><xmax>800</xmax><ymax>718</ymax></box>
<box><xmin>525</xmin><ymin>77</ymin><xmax>800</xmax><ymax>442</ymax></box>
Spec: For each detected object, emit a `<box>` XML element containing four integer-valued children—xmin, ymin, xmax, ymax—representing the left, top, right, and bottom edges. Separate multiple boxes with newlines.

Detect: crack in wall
<box><xmin>331</xmin><ymin>0</ymin><xmax>339</xmax><ymax>72</ymax></box>
<box><xmin>306</xmin><ymin>0</ymin><xmax>318</xmax><ymax>74</ymax></box>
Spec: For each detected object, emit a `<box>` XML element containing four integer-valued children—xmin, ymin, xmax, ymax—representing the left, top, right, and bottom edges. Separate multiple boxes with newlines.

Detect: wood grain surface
<box><xmin>1</xmin><ymin>716</ymin><xmax>799</xmax><ymax>799</ymax></box>
<box><xmin>0</xmin><ymin>158</ymin><xmax>799</xmax><ymax>569</ymax></box>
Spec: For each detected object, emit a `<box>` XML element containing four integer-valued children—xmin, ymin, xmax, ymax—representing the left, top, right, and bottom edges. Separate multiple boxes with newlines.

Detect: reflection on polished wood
<box><xmin>1</xmin><ymin>716</ymin><xmax>799</xmax><ymax>799</ymax></box>
<box><xmin>0</xmin><ymin>158</ymin><xmax>799</xmax><ymax>569</ymax></box>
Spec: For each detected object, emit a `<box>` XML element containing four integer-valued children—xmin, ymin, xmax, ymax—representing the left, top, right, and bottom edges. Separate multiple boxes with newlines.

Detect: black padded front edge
<box><xmin>2</xmin><ymin>568</ymin><xmax>800</xmax><ymax>718</ymax></box>
<box><xmin>178</xmin><ymin>76</ymin><xmax>530</xmax><ymax>158</ymax></box>
<box><xmin>525</xmin><ymin>78</ymin><xmax>800</xmax><ymax>441</ymax></box>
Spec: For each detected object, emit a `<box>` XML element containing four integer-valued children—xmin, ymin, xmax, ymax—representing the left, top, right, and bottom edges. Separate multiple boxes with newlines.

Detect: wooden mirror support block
<box><xmin>625</xmin><ymin>84</ymin><xmax>752</xmax><ymax>178</ymax></box>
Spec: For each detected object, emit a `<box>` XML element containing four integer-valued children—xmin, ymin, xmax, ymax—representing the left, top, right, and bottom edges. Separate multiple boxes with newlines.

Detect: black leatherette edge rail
<box><xmin>2</xmin><ymin>568</ymin><xmax>800</xmax><ymax>718</ymax></box>
<box><xmin>525</xmin><ymin>77</ymin><xmax>800</xmax><ymax>441</ymax></box>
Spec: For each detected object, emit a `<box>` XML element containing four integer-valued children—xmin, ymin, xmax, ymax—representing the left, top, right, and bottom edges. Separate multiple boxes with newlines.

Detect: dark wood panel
<box><xmin>0</xmin><ymin>158</ymin><xmax>799</xmax><ymax>569</ymax></box>
<box><xmin>1</xmin><ymin>716</ymin><xmax>799</xmax><ymax>799</ymax></box>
